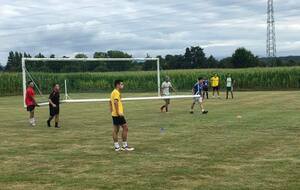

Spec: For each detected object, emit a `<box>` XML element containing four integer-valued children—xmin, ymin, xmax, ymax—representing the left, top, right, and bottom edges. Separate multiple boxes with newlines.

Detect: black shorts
<box><xmin>49</xmin><ymin>106</ymin><xmax>60</xmax><ymax>116</ymax></box>
<box><xmin>27</xmin><ymin>105</ymin><xmax>35</xmax><ymax>112</ymax></box>
<box><xmin>203</xmin><ymin>87</ymin><xmax>208</xmax><ymax>91</ymax></box>
<box><xmin>227</xmin><ymin>87</ymin><xmax>232</xmax><ymax>91</ymax></box>
<box><xmin>213</xmin><ymin>86</ymin><xmax>219</xmax><ymax>91</ymax></box>
<box><xmin>112</xmin><ymin>116</ymin><xmax>127</xmax><ymax>126</ymax></box>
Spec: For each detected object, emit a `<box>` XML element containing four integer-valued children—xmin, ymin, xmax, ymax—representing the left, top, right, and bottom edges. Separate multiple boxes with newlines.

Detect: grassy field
<box><xmin>0</xmin><ymin>91</ymin><xmax>299</xmax><ymax>190</ymax></box>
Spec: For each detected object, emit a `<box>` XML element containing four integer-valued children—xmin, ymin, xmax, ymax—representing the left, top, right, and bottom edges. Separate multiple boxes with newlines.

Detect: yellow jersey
<box><xmin>211</xmin><ymin>76</ymin><xmax>220</xmax><ymax>87</ymax></box>
<box><xmin>110</xmin><ymin>89</ymin><xmax>124</xmax><ymax>117</ymax></box>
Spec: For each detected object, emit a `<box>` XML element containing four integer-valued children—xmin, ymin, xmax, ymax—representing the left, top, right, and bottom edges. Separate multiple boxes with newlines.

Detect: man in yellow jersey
<box><xmin>109</xmin><ymin>80</ymin><xmax>134</xmax><ymax>152</ymax></box>
<box><xmin>211</xmin><ymin>73</ymin><xmax>220</xmax><ymax>98</ymax></box>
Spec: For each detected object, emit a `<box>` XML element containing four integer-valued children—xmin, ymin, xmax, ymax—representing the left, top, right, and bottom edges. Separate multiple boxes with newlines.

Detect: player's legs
<box><xmin>112</xmin><ymin>125</ymin><xmax>120</xmax><ymax>150</ymax></box>
<box><xmin>54</xmin><ymin>114</ymin><xmax>60</xmax><ymax>128</ymax></box>
<box><xmin>205</xmin><ymin>90</ymin><xmax>209</xmax><ymax>99</ymax></box>
<box><xmin>29</xmin><ymin>111</ymin><xmax>35</xmax><ymax>126</ymax></box>
<box><xmin>217</xmin><ymin>87</ymin><xmax>220</xmax><ymax>97</ymax></box>
<box><xmin>113</xmin><ymin>125</ymin><xmax>120</xmax><ymax>142</ymax></box>
<box><xmin>121</xmin><ymin>123</ymin><xmax>128</xmax><ymax>142</ymax></box>
<box><xmin>231</xmin><ymin>89</ymin><xmax>234</xmax><ymax>99</ymax></box>
<box><xmin>28</xmin><ymin>106</ymin><xmax>36</xmax><ymax>126</ymax></box>
<box><xmin>160</xmin><ymin>101</ymin><xmax>166</xmax><ymax>112</ymax></box>
<box><xmin>121</xmin><ymin>123</ymin><xmax>134</xmax><ymax>151</ymax></box>
<box><xmin>190</xmin><ymin>99</ymin><xmax>196</xmax><ymax>113</ymax></box>
<box><xmin>161</xmin><ymin>99</ymin><xmax>170</xmax><ymax>112</ymax></box>
<box><xmin>47</xmin><ymin>116</ymin><xmax>54</xmax><ymax>127</ymax></box>
<box><xmin>199</xmin><ymin>97</ymin><xmax>208</xmax><ymax>114</ymax></box>
<box><xmin>30</xmin><ymin>110</ymin><xmax>34</xmax><ymax>119</ymax></box>
<box><xmin>165</xmin><ymin>99</ymin><xmax>170</xmax><ymax>112</ymax></box>
<box><xmin>226</xmin><ymin>88</ymin><xmax>229</xmax><ymax>99</ymax></box>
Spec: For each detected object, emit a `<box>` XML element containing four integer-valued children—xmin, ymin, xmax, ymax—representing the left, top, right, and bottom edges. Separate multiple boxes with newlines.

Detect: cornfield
<box><xmin>0</xmin><ymin>67</ymin><xmax>299</xmax><ymax>96</ymax></box>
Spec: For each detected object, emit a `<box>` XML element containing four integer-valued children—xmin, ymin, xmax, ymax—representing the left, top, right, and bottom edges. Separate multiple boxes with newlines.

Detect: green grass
<box><xmin>0</xmin><ymin>91</ymin><xmax>299</xmax><ymax>190</ymax></box>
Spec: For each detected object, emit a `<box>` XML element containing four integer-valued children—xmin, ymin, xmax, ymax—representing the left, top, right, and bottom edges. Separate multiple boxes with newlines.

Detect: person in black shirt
<box><xmin>47</xmin><ymin>84</ymin><xmax>60</xmax><ymax>128</ymax></box>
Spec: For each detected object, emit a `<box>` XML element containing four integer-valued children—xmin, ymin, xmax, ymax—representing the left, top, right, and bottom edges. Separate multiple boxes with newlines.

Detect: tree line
<box><xmin>1</xmin><ymin>47</ymin><xmax>300</xmax><ymax>72</ymax></box>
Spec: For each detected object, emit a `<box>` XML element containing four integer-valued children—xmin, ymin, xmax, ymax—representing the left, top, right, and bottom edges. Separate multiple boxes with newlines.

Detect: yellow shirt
<box><xmin>211</xmin><ymin>76</ymin><xmax>220</xmax><ymax>87</ymax></box>
<box><xmin>110</xmin><ymin>89</ymin><xmax>124</xmax><ymax>117</ymax></box>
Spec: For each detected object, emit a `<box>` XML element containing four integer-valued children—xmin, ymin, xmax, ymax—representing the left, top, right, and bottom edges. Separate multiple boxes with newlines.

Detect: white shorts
<box><xmin>193</xmin><ymin>96</ymin><xmax>203</xmax><ymax>103</ymax></box>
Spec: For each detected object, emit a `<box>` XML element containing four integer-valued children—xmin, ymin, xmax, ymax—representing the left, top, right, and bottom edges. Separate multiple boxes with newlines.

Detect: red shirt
<box><xmin>25</xmin><ymin>87</ymin><xmax>35</xmax><ymax>106</ymax></box>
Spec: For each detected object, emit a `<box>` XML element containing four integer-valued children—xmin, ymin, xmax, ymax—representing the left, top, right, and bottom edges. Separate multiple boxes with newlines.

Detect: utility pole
<box><xmin>267</xmin><ymin>0</ymin><xmax>276</xmax><ymax>57</ymax></box>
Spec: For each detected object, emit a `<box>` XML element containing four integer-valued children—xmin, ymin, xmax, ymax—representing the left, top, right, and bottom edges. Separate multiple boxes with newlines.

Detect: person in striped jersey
<box><xmin>190</xmin><ymin>77</ymin><xmax>208</xmax><ymax>114</ymax></box>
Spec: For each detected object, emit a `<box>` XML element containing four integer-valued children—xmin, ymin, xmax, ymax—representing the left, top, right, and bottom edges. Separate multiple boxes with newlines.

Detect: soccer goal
<box><xmin>22</xmin><ymin>57</ymin><xmax>200</xmax><ymax>107</ymax></box>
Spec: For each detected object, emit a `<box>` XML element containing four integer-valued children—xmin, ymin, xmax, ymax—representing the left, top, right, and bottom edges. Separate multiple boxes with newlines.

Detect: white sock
<box><xmin>29</xmin><ymin>118</ymin><xmax>33</xmax><ymax>124</ymax></box>
<box><xmin>202</xmin><ymin>109</ymin><xmax>205</xmax><ymax>112</ymax></box>
<box><xmin>114</xmin><ymin>142</ymin><xmax>120</xmax><ymax>149</ymax></box>
<box><xmin>123</xmin><ymin>141</ymin><xmax>128</xmax><ymax>147</ymax></box>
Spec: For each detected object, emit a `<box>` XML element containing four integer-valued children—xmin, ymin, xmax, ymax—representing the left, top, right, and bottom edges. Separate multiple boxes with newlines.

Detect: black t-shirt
<box><xmin>49</xmin><ymin>91</ymin><xmax>60</xmax><ymax>107</ymax></box>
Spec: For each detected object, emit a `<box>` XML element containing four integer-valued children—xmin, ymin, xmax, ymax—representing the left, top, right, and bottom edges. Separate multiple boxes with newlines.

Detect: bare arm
<box><xmin>171</xmin><ymin>85</ymin><xmax>176</xmax><ymax>92</ymax></box>
<box><xmin>32</xmin><ymin>97</ymin><xmax>38</xmax><ymax>106</ymax></box>
<box><xmin>114</xmin><ymin>99</ymin><xmax>121</xmax><ymax>116</ymax></box>
<box><xmin>49</xmin><ymin>99</ymin><xmax>56</xmax><ymax>107</ymax></box>
<box><xmin>109</xmin><ymin>101</ymin><xmax>113</xmax><ymax>112</ymax></box>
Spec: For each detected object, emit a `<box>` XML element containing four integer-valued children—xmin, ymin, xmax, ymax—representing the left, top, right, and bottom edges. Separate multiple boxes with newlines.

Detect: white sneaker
<box><xmin>121</xmin><ymin>146</ymin><xmax>135</xmax><ymax>151</ymax></box>
<box><xmin>114</xmin><ymin>147</ymin><xmax>121</xmax><ymax>152</ymax></box>
<box><xmin>29</xmin><ymin>119</ymin><xmax>35</xmax><ymax>126</ymax></box>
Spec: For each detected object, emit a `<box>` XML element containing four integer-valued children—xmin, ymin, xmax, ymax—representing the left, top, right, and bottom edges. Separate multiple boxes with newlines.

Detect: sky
<box><xmin>0</xmin><ymin>0</ymin><xmax>300</xmax><ymax>65</ymax></box>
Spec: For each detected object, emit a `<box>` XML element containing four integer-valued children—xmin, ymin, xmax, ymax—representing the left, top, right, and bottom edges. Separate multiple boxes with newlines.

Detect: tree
<box><xmin>183</xmin><ymin>46</ymin><xmax>207</xmax><ymax>68</ymax></box>
<box><xmin>107</xmin><ymin>50</ymin><xmax>131</xmax><ymax>58</ymax></box>
<box><xmin>165</xmin><ymin>54</ymin><xmax>185</xmax><ymax>69</ymax></box>
<box><xmin>50</xmin><ymin>54</ymin><xmax>55</xmax><ymax>58</ymax></box>
<box><xmin>183</xmin><ymin>47</ymin><xmax>192</xmax><ymax>68</ymax></box>
<box><xmin>106</xmin><ymin>50</ymin><xmax>132</xmax><ymax>71</ymax></box>
<box><xmin>231</xmin><ymin>48</ymin><xmax>259</xmax><ymax>68</ymax></box>
<box><xmin>93</xmin><ymin>52</ymin><xmax>108</xmax><ymax>58</ymax></box>
<box><xmin>142</xmin><ymin>54</ymin><xmax>156</xmax><ymax>71</ymax></box>
<box><xmin>5</xmin><ymin>51</ymin><xmax>23</xmax><ymax>71</ymax></box>
<box><xmin>206</xmin><ymin>55</ymin><xmax>219</xmax><ymax>68</ymax></box>
<box><xmin>190</xmin><ymin>46</ymin><xmax>207</xmax><ymax>68</ymax></box>
<box><xmin>35</xmin><ymin>53</ymin><xmax>45</xmax><ymax>58</ymax></box>
<box><xmin>75</xmin><ymin>53</ymin><xmax>88</xmax><ymax>58</ymax></box>
<box><xmin>219</xmin><ymin>57</ymin><xmax>233</xmax><ymax>68</ymax></box>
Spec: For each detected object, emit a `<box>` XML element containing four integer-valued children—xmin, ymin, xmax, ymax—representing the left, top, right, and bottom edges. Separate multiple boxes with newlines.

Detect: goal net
<box><xmin>22</xmin><ymin>57</ymin><xmax>199</xmax><ymax>107</ymax></box>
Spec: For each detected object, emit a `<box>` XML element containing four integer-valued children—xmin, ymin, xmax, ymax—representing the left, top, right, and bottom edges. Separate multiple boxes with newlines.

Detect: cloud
<box><xmin>0</xmin><ymin>0</ymin><xmax>299</xmax><ymax>65</ymax></box>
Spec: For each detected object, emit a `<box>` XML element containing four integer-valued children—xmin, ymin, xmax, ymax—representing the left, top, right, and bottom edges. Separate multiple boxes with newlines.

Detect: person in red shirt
<box><xmin>25</xmin><ymin>81</ymin><xmax>38</xmax><ymax>126</ymax></box>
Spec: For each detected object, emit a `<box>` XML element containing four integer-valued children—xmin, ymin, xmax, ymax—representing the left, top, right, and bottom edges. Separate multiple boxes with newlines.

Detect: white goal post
<box><xmin>22</xmin><ymin>57</ymin><xmax>200</xmax><ymax>107</ymax></box>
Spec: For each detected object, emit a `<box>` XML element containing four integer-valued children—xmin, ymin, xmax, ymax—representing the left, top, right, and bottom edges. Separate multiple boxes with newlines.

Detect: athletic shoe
<box><xmin>202</xmin><ymin>111</ymin><xmax>208</xmax><ymax>114</ymax></box>
<box><xmin>115</xmin><ymin>147</ymin><xmax>121</xmax><ymax>152</ymax></box>
<box><xmin>190</xmin><ymin>111</ymin><xmax>194</xmax><ymax>114</ymax></box>
<box><xmin>55</xmin><ymin>126</ymin><xmax>61</xmax><ymax>128</ymax></box>
<box><xmin>121</xmin><ymin>146</ymin><xmax>135</xmax><ymax>151</ymax></box>
<box><xmin>47</xmin><ymin>120</ymin><xmax>51</xmax><ymax>127</ymax></box>
<box><xmin>31</xmin><ymin>122</ymin><xmax>36</xmax><ymax>127</ymax></box>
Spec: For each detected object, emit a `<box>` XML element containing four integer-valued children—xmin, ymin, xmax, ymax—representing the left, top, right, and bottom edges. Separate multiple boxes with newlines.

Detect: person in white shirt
<box><xmin>226</xmin><ymin>73</ymin><xmax>235</xmax><ymax>99</ymax></box>
<box><xmin>160</xmin><ymin>76</ymin><xmax>176</xmax><ymax>112</ymax></box>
